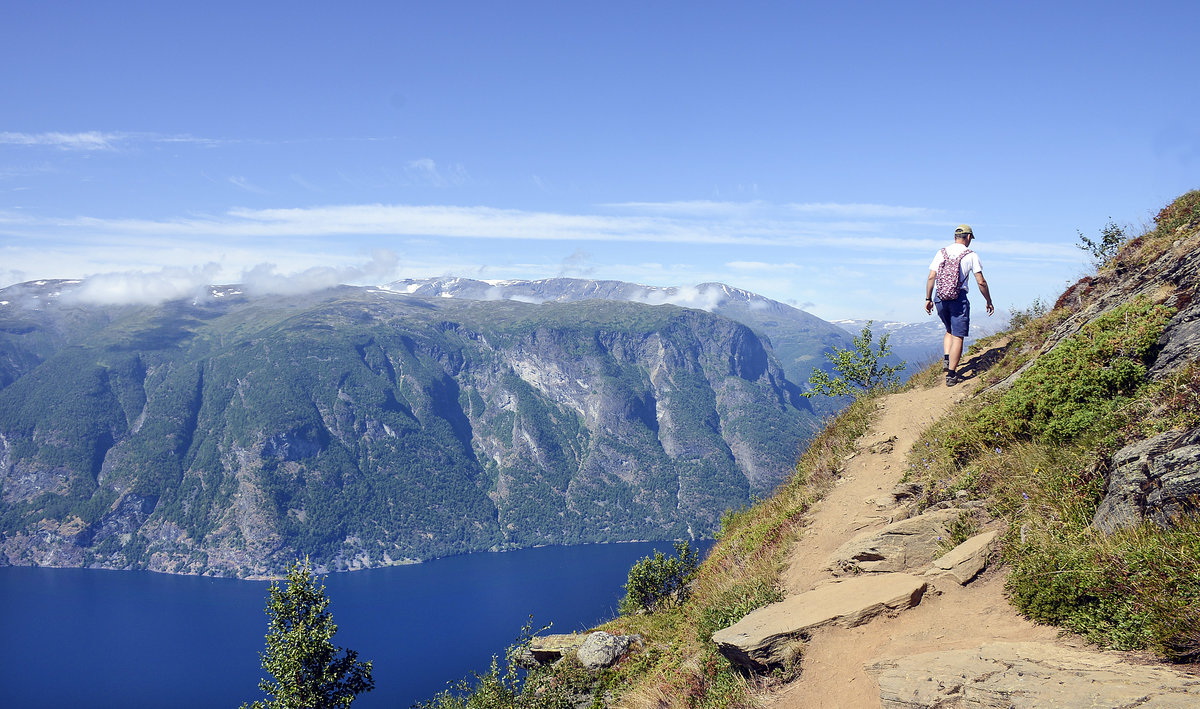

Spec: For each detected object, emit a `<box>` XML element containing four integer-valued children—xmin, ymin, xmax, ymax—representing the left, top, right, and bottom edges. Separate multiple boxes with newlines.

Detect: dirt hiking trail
<box><xmin>755</xmin><ymin>342</ymin><xmax>1186</xmax><ymax>708</ymax></box>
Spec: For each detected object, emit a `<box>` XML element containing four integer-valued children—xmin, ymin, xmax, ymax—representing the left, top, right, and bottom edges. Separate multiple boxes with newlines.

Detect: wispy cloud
<box><xmin>0</xmin><ymin>131</ymin><xmax>124</xmax><ymax>151</ymax></box>
<box><xmin>786</xmin><ymin>202</ymin><xmax>941</xmax><ymax>219</ymax></box>
<box><xmin>241</xmin><ymin>250</ymin><xmax>399</xmax><ymax>296</ymax></box>
<box><xmin>557</xmin><ymin>249</ymin><xmax>593</xmax><ymax>277</ymax></box>
<box><xmin>726</xmin><ymin>260</ymin><xmax>804</xmax><ymax>271</ymax></box>
<box><xmin>601</xmin><ymin>200</ymin><xmax>768</xmax><ymax>216</ymax></box>
<box><xmin>228</xmin><ymin>176</ymin><xmax>267</xmax><ymax>194</ymax></box>
<box><xmin>406</xmin><ymin>158</ymin><xmax>468</xmax><ymax>187</ymax></box>
<box><xmin>0</xmin><ymin>202</ymin><xmax>1082</xmax><ymax>261</ymax></box>
<box><xmin>0</xmin><ymin>131</ymin><xmax>228</xmax><ymax>152</ymax></box>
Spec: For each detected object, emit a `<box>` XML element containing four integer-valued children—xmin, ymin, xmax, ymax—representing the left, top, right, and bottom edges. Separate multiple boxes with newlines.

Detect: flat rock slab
<box><xmin>869</xmin><ymin>641</ymin><xmax>1200</xmax><ymax>708</ymax></box>
<box><xmin>713</xmin><ymin>573</ymin><xmax>927</xmax><ymax>672</ymax></box>
<box><xmin>927</xmin><ymin>529</ymin><xmax>998</xmax><ymax>586</ymax></box>
<box><xmin>527</xmin><ymin>633</ymin><xmax>586</xmax><ymax>664</ymax></box>
<box><xmin>829</xmin><ymin>508</ymin><xmax>967</xmax><ymax>575</ymax></box>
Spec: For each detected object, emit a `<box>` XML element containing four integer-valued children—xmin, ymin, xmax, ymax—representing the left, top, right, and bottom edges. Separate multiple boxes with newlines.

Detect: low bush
<box><xmin>973</xmin><ymin>298</ymin><xmax>1173</xmax><ymax>444</ymax></box>
<box><xmin>619</xmin><ymin>541</ymin><xmax>701</xmax><ymax>615</ymax></box>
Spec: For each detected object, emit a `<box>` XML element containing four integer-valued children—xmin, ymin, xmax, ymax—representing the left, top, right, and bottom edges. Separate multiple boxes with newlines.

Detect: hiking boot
<box><xmin>943</xmin><ymin>357</ymin><xmax>950</xmax><ymax>373</ymax></box>
<box><xmin>946</xmin><ymin>372</ymin><xmax>960</xmax><ymax>387</ymax></box>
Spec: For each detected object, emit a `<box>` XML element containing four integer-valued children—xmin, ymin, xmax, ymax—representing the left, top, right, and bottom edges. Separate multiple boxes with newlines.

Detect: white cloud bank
<box><xmin>56</xmin><ymin>251</ymin><xmax>400</xmax><ymax>305</ymax></box>
<box><xmin>61</xmin><ymin>264</ymin><xmax>224</xmax><ymax>304</ymax></box>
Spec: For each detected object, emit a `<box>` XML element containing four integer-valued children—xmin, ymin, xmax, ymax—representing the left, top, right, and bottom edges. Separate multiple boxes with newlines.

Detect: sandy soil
<box><xmin>761</xmin><ymin>343</ymin><xmax>1068</xmax><ymax>708</ymax></box>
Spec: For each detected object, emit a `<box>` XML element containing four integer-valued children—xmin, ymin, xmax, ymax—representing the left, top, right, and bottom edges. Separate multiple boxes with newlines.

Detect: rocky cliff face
<box><xmin>0</xmin><ymin>284</ymin><xmax>816</xmax><ymax>576</ymax></box>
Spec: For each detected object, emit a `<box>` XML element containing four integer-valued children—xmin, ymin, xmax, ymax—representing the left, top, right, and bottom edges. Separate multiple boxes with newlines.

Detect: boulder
<box><xmin>828</xmin><ymin>508</ymin><xmax>967</xmax><ymax>575</ymax></box>
<box><xmin>712</xmin><ymin>573</ymin><xmax>927</xmax><ymax>672</ymax></box>
<box><xmin>1093</xmin><ymin>427</ymin><xmax>1200</xmax><ymax>534</ymax></box>
<box><xmin>869</xmin><ymin>641</ymin><xmax>1200</xmax><ymax>708</ymax></box>
<box><xmin>926</xmin><ymin>529</ymin><xmax>997</xmax><ymax>586</ymax></box>
<box><xmin>576</xmin><ymin>631</ymin><xmax>635</xmax><ymax>669</ymax></box>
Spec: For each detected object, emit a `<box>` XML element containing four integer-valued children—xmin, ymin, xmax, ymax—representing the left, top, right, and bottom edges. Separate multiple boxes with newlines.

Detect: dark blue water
<box><xmin>0</xmin><ymin>541</ymin><xmax>706</xmax><ymax>708</ymax></box>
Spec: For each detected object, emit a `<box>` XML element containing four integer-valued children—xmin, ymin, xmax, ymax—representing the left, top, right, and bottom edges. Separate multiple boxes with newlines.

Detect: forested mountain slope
<box><xmin>0</xmin><ymin>284</ymin><xmax>818</xmax><ymax>577</ymax></box>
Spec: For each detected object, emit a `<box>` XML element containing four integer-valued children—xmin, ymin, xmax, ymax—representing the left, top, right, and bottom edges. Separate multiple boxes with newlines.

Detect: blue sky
<box><xmin>1</xmin><ymin>1</ymin><xmax>1196</xmax><ymax>321</ymax></box>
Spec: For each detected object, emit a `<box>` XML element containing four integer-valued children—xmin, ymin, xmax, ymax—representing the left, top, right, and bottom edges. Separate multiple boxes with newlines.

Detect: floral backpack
<box><xmin>934</xmin><ymin>248</ymin><xmax>972</xmax><ymax>301</ymax></box>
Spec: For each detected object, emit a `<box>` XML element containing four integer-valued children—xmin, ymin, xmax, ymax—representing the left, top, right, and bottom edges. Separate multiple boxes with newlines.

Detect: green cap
<box><xmin>954</xmin><ymin>224</ymin><xmax>974</xmax><ymax>237</ymax></box>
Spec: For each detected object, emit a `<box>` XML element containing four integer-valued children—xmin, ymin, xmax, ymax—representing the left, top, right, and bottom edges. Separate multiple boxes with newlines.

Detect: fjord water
<box><xmin>0</xmin><ymin>541</ymin><xmax>702</xmax><ymax>708</ymax></box>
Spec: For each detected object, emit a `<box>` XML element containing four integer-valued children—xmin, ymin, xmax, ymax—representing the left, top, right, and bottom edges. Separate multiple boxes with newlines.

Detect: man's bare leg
<box><xmin>947</xmin><ymin>334</ymin><xmax>964</xmax><ymax>372</ymax></box>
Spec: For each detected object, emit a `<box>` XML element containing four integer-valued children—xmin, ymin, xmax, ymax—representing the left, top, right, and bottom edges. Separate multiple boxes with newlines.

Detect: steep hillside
<box><xmin>0</xmin><ymin>284</ymin><xmax>818</xmax><ymax>577</ymax></box>
<box><xmin>430</xmin><ymin>191</ymin><xmax>1200</xmax><ymax>708</ymax></box>
<box><xmin>654</xmin><ymin>190</ymin><xmax>1200</xmax><ymax>705</ymax></box>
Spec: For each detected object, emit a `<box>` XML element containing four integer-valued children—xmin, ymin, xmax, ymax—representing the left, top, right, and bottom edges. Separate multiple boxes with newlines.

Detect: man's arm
<box><xmin>975</xmin><ymin>272</ymin><xmax>994</xmax><ymax>315</ymax></box>
<box><xmin>925</xmin><ymin>270</ymin><xmax>936</xmax><ymax>314</ymax></box>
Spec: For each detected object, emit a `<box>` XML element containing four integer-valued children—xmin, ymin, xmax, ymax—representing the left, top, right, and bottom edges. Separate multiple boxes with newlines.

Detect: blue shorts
<box><xmin>935</xmin><ymin>293</ymin><xmax>970</xmax><ymax>338</ymax></box>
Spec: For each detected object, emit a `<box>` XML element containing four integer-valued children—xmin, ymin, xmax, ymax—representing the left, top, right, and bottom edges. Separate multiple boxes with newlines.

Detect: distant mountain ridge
<box><xmin>382</xmin><ymin>277</ymin><xmax>855</xmax><ymax>388</ymax></box>
<box><xmin>0</xmin><ymin>280</ymin><xmax>821</xmax><ymax>576</ymax></box>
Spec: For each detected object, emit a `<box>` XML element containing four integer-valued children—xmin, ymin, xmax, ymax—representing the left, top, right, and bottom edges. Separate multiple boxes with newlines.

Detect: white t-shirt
<box><xmin>929</xmin><ymin>244</ymin><xmax>983</xmax><ymax>294</ymax></box>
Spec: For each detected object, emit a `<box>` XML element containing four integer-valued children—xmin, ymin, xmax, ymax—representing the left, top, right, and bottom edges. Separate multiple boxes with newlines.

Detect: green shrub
<box><xmin>804</xmin><ymin>322</ymin><xmax>905</xmax><ymax>398</ymax></box>
<box><xmin>1007</xmin><ymin>297</ymin><xmax>1049</xmax><ymax>331</ymax></box>
<box><xmin>619</xmin><ymin>541</ymin><xmax>700</xmax><ymax>615</ymax></box>
<box><xmin>1077</xmin><ymin>219</ymin><xmax>1129</xmax><ymax>266</ymax></box>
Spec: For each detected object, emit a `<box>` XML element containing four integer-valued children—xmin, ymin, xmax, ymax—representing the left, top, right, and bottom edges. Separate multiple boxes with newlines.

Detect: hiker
<box><xmin>925</xmin><ymin>223</ymin><xmax>994</xmax><ymax>386</ymax></box>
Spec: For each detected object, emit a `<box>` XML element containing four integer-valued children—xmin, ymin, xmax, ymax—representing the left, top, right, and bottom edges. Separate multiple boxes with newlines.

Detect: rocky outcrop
<box><xmin>74</xmin><ymin>493</ymin><xmax>158</xmax><ymax>547</ymax></box>
<box><xmin>525</xmin><ymin>633</ymin><xmax>587</xmax><ymax>665</ymax></box>
<box><xmin>525</xmin><ymin>631</ymin><xmax>639</xmax><ymax>670</ymax></box>
<box><xmin>828</xmin><ymin>508</ymin><xmax>969</xmax><ymax>576</ymax></box>
<box><xmin>1093</xmin><ymin>427</ymin><xmax>1200</xmax><ymax>534</ymax></box>
<box><xmin>992</xmin><ymin>226</ymin><xmax>1200</xmax><ymax>541</ymax></box>
<box><xmin>869</xmin><ymin>641</ymin><xmax>1200</xmax><ymax>708</ymax></box>
<box><xmin>713</xmin><ymin>573</ymin><xmax>928</xmax><ymax>672</ymax></box>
